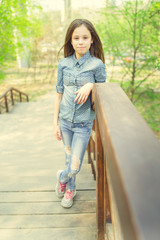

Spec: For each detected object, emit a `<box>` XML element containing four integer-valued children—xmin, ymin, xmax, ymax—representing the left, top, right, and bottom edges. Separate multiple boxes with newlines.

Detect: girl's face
<box><xmin>71</xmin><ymin>24</ymin><xmax>93</xmax><ymax>60</ymax></box>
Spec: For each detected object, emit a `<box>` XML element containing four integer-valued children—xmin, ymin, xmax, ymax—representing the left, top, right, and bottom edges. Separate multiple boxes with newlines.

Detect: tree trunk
<box><xmin>130</xmin><ymin>0</ymin><xmax>138</xmax><ymax>102</ymax></box>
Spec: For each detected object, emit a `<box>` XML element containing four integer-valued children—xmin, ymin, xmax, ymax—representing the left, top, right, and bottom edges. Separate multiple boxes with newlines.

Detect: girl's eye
<box><xmin>84</xmin><ymin>37</ymin><xmax>88</xmax><ymax>39</ymax></box>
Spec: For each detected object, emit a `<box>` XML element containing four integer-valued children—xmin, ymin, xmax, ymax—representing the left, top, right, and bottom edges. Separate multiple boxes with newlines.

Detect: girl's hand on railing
<box><xmin>53</xmin><ymin>124</ymin><xmax>62</xmax><ymax>141</ymax></box>
<box><xmin>74</xmin><ymin>83</ymin><xmax>94</xmax><ymax>104</ymax></box>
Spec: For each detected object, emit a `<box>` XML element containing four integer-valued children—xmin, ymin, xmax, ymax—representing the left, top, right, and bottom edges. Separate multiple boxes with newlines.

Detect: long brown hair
<box><xmin>58</xmin><ymin>19</ymin><xmax>105</xmax><ymax>63</ymax></box>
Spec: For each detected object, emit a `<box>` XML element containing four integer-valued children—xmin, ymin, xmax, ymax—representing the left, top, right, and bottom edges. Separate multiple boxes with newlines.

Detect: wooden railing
<box><xmin>88</xmin><ymin>83</ymin><xmax>160</xmax><ymax>240</ymax></box>
<box><xmin>0</xmin><ymin>87</ymin><xmax>29</xmax><ymax>114</ymax></box>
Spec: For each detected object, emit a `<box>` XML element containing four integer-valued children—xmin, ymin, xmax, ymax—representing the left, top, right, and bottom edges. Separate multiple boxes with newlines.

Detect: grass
<box><xmin>17</xmin><ymin>83</ymin><xmax>55</xmax><ymax>101</ymax></box>
<box><xmin>0</xmin><ymin>63</ymin><xmax>57</xmax><ymax>101</ymax></box>
<box><xmin>0</xmin><ymin>81</ymin><xmax>55</xmax><ymax>102</ymax></box>
<box><xmin>134</xmin><ymin>91</ymin><xmax>160</xmax><ymax>140</ymax></box>
<box><xmin>0</xmin><ymin>70</ymin><xmax>6</xmax><ymax>84</ymax></box>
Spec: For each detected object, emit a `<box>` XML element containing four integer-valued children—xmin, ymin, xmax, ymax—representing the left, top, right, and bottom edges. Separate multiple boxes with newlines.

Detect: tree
<box><xmin>0</xmin><ymin>0</ymin><xmax>42</xmax><ymax>70</ymax></box>
<box><xmin>97</xmin><ymin>0</ymin><xmax>160</xmax><ymax>102</ymax></box>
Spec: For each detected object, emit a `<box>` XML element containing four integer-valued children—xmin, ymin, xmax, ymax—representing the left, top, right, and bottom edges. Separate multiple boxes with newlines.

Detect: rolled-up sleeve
<box><xmin>95</xmin><ymin>61</ymin><xmax>107</xmax><ymax>83</ymax></box>
<box><xmin>56</xmin><ymin>61</ymin><xmax>64</xmax><ymax>93</ymax></box>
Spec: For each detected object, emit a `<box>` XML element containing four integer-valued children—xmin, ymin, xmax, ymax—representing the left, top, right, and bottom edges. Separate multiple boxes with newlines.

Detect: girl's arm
<box><xmin>74</xmin><ymin>82</ymin><xmax>94</xmax><ymax>104</ymax></box>
<box><xmin>74</xmin><ymin>61</ymin><xmax>106</xmax><ymax>104</ymax></box>
<box><xmin>53</xmin><ymin>92</ymin><xmax>63</xmax><ymax>141</ymax></box>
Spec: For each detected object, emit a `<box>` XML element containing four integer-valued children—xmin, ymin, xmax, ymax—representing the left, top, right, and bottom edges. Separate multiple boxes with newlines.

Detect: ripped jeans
<box><xmin>59</xmin><ymin>118</ymin><xmax>93</xmax><ymax>191</ymax></box>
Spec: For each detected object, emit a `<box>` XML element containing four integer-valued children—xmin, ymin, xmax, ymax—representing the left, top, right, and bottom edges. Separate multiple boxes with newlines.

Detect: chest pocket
<box><xmin>63</xmin><ymin>70</ymin><xmax>75</xmax><ymax>86</ymax></box>
<box><xmin>77</xmin><ymin>71</ymin><xmax>95</xmax><ymax>86</ymax></box>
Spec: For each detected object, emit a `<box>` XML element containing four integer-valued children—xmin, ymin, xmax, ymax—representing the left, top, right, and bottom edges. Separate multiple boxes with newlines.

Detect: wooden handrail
<box><xmin>0</xmin><ymin>87</ymin><xmax>29</xmax><ymax>113</ymax></box>
<box><xmin>88</xmin><ymin>83</ymin><xmax>160</xmax><ymax>240</ymax></box>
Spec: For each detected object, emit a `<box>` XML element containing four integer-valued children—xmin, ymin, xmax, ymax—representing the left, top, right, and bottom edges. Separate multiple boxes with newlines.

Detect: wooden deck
<box><xmin>0</xmin><ymin>92</ymin><xmax>97</xmax><ymax>240</ymax></box>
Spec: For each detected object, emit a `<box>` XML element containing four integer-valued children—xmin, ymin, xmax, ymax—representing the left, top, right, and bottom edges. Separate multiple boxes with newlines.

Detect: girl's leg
<box><xmin>60</xmin><ymin>121</ymin><xmax>93</xmax><ymax>190</ymax></box>
<box><xmin>60</xmin><ymin>126</ymin><xmax>73</xmax><ymax>168</ymax></box>
<box><xmin>58</xmin><ymin>119</ymin><xmax>75</xmax><ymax>187</ymax></box>
<box><xmin>60</xmin><ymin>121</ymin><xmax>93</xmax><ymax>208</ymax></box>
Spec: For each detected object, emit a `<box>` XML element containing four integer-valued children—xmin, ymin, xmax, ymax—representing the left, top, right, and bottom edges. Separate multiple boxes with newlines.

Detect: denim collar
<box><xmin>72</xmin><ymin>51</ymin><xmax>91</xmax><ymax>66</ymax></box>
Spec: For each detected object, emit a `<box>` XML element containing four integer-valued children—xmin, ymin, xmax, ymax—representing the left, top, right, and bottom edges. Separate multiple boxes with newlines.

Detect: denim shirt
<box><xmin>56</xmin><ymin>51</ymin><xmax>106</xmax><ymax>123</ymax></box>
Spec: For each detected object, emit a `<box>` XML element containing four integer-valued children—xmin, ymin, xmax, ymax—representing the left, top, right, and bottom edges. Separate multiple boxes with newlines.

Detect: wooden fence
<box><xmin>88</xmin><ymin>82</ymin><xmax>160</xmax><ymax>240</ymax></box>
<box><xmin>0</xmin><ymin>87</ymin><xmax>29</xmax><ymax>114</ymax></box>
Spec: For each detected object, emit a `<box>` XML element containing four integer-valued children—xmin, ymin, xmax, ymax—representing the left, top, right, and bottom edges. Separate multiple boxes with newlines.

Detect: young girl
<box><xmin>54</xmin><ymin>19</ymin><xmax>106</xmax><ymax>208</ymax></box>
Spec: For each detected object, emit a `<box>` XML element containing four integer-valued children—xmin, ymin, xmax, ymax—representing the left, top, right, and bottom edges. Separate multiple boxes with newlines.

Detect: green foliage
<box><xmin>135</xmin><ymin>91</ymin><xmax>160</xmax><ymax>132</ymax></box>
<box><xmin>97</xmin><ymin>0</ymin><xmax>160</xmax><ymax>101</ymax></box>
<box><xmin>0</xmin><ymin>70</ymin><xmax>6</xmax><ymax>83</ymax></box>
<box><xmin>0</xmin><ymin>0</ymin><xmax>43</xmax><ymax>71</ymax></box>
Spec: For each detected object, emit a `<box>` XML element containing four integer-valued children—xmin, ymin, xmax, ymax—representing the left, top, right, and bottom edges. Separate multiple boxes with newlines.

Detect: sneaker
<box><xmin>61</xmin><ymin>189</ymin><xmax>76</xmax><ymax>208</ymax></box>
<box><xmin>55</xmin><ymin>170</ymin><xmax>66</xmax><ymax>198</ymax></box>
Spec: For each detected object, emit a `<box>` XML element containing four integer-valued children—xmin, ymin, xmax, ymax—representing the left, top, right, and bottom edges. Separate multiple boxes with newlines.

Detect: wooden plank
<box><xmin>0</xmin><ymin>165</ymin><xmax>93</xmax><ymax>178</ymax></box>
<box><xmin>104</xmin><ymin>159</ymin><xmax>111</xmax><ymax>223</ymax></box>
<box><xmin>0</xmin><ymin>213</ymin><xmax>96</xmax><ymax>228</ymax></box>
<box><xmin>108</xmin><ymin>172</ymin><xmax>123</xmax><ymax>240</ymax></box>
<box><xmin>95</xmin><ymin>116</ymin><xmax>105</xmax><ymax>240</ymax></box>
<box><xmin>0</xmin><ymin>177</ymin><xmax>95</xmax><ymax>191</ymax></box>
<box><xmin>0</xmin><ymin>201</ymin><xmax>96</xmax><ymax>215</ymax></box>
<box><xmin>106</xmin><ymin>223</ymin><xmax>114</xmax><ymax>240</ymax></box>
<box><xmin>0</xmin><ymin>190</ymin><xmax>96</xmax><ymax>202</ymax></box>
<box><xmin>0</xmin><ymin>164</ymin><xmax>96</xmax><ymax>191</ymax></box>
<box><xmin>0</xmin><ymin>228</ymin><xmax>97</xmax><ymax>240</ymax></box>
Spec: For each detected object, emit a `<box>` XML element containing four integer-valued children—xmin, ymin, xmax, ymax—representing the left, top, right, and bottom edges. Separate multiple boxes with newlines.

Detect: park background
<box><xmin>0</xmin><ymin>0</ymin><xmax>159</xmax><ymax>140</ymax></box>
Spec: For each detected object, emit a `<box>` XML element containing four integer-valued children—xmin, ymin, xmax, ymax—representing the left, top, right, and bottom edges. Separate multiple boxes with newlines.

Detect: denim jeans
<box><xmin>59</xmin><ymin>118</ymin><xmax>93</xmax><ymax>191</ymax></box>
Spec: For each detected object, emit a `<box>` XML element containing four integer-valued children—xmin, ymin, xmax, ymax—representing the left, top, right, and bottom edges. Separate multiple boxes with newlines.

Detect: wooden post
<box><xmin>10</xmin><ymin>89</ymin><xmax>14</xmax><ymax>105</ymax></box>
<box><xmin>4</xmin><ymin>95</ymin><xmax>8</xmax><ymax>112</ymax></box>
<box><xmin>104</xmin><ymin>162</ymin><xmax>112</xmax><ymax>223</ymax></box>
<box><xmin>20</xmin><ymin>92</ymin><xmax>22</xmax><ymax>102</ymax></box>
<box><xmin>95</xmin><ymin>115</ymin><xmax>105</xmax><ymax>240</ymax></box>
<box><xmin>87</xmin><ymin>141</ymin><xmax>91</xmax><ymax>164</ymax></box>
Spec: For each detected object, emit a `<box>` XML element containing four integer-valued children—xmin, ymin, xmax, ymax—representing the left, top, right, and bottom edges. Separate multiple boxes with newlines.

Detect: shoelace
<box><xmin>58</xmin><ymin>182</ymin><xmax>66</xmax><ymax>192</ymax></box>
<box><xmin>65</xmin><ymin>190</ymin><xmax>74</xmax><ymax>200</ymax></box>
